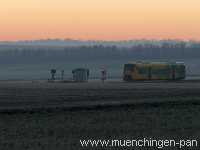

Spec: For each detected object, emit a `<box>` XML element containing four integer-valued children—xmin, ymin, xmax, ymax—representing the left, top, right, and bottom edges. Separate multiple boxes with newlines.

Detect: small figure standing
<box><xmin>50</xmin><ymin>69</ymin><xmax>56</xmax><ymax>80</ymax></box>
<box><xmin>101</xmin><ymin>68</ymin><xmax>107</xmax><ymax>83</ymax></box>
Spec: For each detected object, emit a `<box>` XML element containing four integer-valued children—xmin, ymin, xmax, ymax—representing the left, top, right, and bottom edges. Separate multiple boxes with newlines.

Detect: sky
<box><xmin>0</xmin><ymin>0</ymin><xmax>200</xmax><ymax>41</ymax></box>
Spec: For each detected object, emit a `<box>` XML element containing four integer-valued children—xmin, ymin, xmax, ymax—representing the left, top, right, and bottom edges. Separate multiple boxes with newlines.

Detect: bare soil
<box><xmin>0</xmin><ymin>80</ymin><xmax>200</xmax><ymax>149</ymax></box>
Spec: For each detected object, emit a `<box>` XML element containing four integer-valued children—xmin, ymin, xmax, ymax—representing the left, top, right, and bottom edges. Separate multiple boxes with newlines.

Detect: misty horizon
<box><xmin>0</xmin><ymin>38</ymin><xmax>200</xmax><ymax>48</ymax></box>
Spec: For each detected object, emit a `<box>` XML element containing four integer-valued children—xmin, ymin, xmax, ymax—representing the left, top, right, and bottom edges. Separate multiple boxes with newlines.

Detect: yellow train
<box><xmin>123</xmin><ymin>62</ymin><xmax>186</xmax><ymax>81</ymax></box>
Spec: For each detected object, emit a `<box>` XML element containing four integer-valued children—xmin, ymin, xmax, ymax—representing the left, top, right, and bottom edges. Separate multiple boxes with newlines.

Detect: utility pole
<box><xmin>101</xmin><ymin>67</ymin><xmax>107</xmax><ymax>83</ymax></box>
<box><xmin>61</xmin><ymin>70</ymin><xmax>64</xmax><ymax>80</ymax></box>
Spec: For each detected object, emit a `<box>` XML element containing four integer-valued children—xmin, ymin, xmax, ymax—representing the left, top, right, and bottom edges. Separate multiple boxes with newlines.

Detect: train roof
<box><xmin>126</xmin><ymin>61</ymin><xmax>185</xmax><ymax>65</ymax></box>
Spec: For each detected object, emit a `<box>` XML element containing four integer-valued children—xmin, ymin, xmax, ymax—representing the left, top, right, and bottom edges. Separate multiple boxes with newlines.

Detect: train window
<box><xmin>138</xmin><ymin>67</ymin><xmax>148</xmax><ymax>74</ymax></box>
<box><xmin>124</xmin><ymin>64</ymin><xmax>135</xmax><ymax>71</ymax></box>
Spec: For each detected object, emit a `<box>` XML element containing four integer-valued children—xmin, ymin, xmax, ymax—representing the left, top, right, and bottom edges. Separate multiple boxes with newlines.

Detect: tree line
<box><xmin>0</xmin><ymin>41</ymin><xmax>199</xmax><ymax>63</ymax></box>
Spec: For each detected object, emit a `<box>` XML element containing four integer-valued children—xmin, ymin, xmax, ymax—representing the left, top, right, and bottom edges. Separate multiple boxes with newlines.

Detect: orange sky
<box><xmin>0</xmin><ymin>0</ymin><xmax>200</xmax><ymax>41</ymax></box>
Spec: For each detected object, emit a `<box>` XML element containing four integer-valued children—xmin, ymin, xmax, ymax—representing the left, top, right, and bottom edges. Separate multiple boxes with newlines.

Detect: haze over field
<box><xmin>0</xmin><ymin>39</ymin><xmax>199</xmax><ymax>80</ymax></box>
